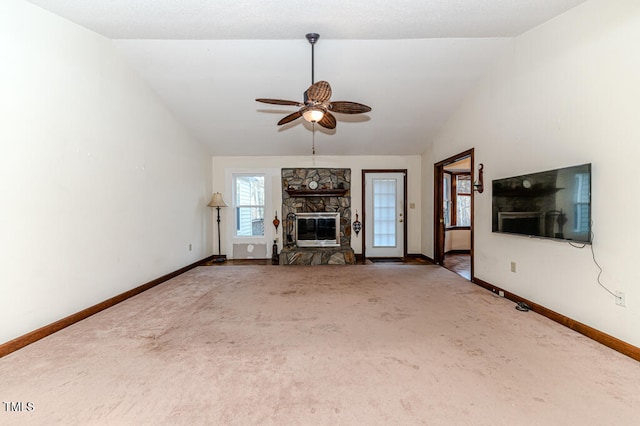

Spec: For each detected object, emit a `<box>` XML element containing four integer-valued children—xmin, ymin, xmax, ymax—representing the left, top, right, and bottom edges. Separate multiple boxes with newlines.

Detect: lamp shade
<box><xmin>207</xmin><ymin>192</ymin><xmax>228</xmax><ymax>208</ymax></box>
<box><xmin>302</xmin><ymin>108</ymin><xmax>325</xmax><ymax>123</ymax></box>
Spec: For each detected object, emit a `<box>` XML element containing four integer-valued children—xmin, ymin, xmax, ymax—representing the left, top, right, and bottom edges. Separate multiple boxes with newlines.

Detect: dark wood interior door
<box><xmin>434</xmin><ymin>163</ymin><xmax>446</xmax><ymax>265</ymax></box>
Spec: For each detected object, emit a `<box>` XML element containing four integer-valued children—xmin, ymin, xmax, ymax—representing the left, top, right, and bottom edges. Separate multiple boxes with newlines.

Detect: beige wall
<box><xmin>0</xmin><ymin>0</ymin><xmax>212</xmax><ymax>343</ymax></box>
<box><xmin>212</xmin><ymin>156</ymin><xmax>422</xmax><ymax>257</ymax></box>
<box><xmin>426</xmin><ymin>0</ymin><xmax>640</xmax><ymax>346</ymax></box>
<box><xmin>445</xmin><ymin>229</ymin><xmax>471</xmax><ymax>253</ymax></box>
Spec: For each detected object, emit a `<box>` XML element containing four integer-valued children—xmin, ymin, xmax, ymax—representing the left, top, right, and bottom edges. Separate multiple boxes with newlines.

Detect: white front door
<box><xmin>365</xmin><ymin>172</ymin><xmax>405</xmax><ymax>258</ymax></box>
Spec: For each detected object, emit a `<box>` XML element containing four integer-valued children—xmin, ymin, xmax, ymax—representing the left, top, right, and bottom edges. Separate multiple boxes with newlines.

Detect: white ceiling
<box><xmin>26</xmin><ymin>0</ymin><xmax>587</xmax><ymax>156</ymax></box>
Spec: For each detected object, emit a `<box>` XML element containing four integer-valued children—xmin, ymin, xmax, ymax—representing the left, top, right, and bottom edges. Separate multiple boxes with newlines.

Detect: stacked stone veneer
<box><xmin>280</xmin><ymin>168</ymin><xmax>355</xmax><ymax>265</ymax></box>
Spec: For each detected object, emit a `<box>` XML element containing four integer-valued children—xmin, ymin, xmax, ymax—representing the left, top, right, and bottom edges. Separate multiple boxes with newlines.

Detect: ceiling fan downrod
<box><xmin>306</xmin><ymin>33</ymin><xmax>320</xmax><ymax>85</ymax></box>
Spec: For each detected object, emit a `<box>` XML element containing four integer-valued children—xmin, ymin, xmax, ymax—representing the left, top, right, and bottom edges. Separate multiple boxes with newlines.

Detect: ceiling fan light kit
<box><xmin>256</xmin><ymin>33</ymin><xmax>371</xmax><ymax>130</ymax></box>
<box><xmin>302</xmin><ymin>107</ymin><xmax>325</xmax><ymax>123</ymax></box>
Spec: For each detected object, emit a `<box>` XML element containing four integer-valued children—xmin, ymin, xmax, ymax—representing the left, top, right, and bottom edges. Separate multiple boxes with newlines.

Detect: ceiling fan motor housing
<box><xmin>306</xmin><ymin>33</ymin><xmax>320</xmax><ymax>45</ymax></box>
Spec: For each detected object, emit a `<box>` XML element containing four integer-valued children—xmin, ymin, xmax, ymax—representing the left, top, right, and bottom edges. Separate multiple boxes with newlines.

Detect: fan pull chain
<box><xmin>312</xmin><ymin>123</ymin><xmax>316</xmax><ymax>155</ymax></box>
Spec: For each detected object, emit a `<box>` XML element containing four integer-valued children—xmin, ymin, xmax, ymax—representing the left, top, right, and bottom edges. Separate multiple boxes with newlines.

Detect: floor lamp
<box><xmin>208</xmin><ymin>192</ymin><xmax>228</xmax><ymax>263</ymax></box>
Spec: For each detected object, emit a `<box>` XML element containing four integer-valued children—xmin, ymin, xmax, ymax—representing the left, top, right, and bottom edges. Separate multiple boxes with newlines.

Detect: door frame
<box><xmin>361</xmin><ymin>169</ymin><xmax>408</xmax><ymax>261</ymax></box>
<box><xmin>433</xmin><ymin>149</ymin><xmax>475</xmax><ymax>279</ymax></box>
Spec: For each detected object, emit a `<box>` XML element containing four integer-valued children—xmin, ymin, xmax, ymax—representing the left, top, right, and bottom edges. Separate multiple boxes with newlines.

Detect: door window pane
<box><xmin>373</xmin><ymin>179</ymin><xmax>396</xmax><ymax>247</ymax></box>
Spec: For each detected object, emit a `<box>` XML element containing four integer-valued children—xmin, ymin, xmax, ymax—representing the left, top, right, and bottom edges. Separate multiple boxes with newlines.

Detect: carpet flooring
<box><xmin>1</xmin><ymin>264</ymin><xmax>638</xmax><ymax>425</ymax></box>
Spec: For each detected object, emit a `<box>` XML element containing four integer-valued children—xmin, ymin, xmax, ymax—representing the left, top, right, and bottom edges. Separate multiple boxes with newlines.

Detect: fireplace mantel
<box><xmin>285</xmin><ymin>189</ymin><xmax>347</xmax><ymax>197</ymax></box>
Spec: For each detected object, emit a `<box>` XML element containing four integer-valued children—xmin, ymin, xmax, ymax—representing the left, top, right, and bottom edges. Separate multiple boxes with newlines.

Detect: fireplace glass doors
<box><xmin>295</xmin><ymin>212</ymin><xmax>340</xmax><ymax>247</ymax></box>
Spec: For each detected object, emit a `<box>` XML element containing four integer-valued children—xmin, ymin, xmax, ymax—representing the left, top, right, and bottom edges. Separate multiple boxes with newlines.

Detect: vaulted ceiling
<box><xmin>26</xmin><ymin>0</ymin><xmax>587</xmax><ymax>156</ymax></box>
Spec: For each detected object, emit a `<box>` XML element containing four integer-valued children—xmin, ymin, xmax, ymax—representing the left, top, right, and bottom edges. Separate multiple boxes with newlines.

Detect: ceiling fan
<box><xmin>256</xmin><ymin>33</ymin><xmax>371</xmax><ymax>130</ymax></box>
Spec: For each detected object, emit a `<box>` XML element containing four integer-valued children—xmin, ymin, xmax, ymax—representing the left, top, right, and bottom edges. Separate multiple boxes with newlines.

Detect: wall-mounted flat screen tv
<box><xmin>492</xmin><ymin>163</ymin><xmax>591</xmax><ymax>243</ymax></box>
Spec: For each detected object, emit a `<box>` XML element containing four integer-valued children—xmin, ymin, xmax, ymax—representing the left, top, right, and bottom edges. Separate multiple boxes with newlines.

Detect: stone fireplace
<box><xmin>279</xmin><ymin>168</ymin><xmax>355</xmax><ymax>265</ymax></box>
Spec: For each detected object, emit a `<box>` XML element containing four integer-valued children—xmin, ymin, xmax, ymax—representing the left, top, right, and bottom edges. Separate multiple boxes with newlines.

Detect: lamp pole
<box><xmin>215</xmin><ymin>206</ymin><xmax>222</xmax><ymax>258</ymax></box>
<box><xmin>207</xmin><ymin>192</ymin><xmax>228</xmax><ymax>263</ymax></box>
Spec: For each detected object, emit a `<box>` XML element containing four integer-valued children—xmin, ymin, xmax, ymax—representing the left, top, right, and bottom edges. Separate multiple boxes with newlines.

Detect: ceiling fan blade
<box><xmin>329</xmin><ymin>101</ymin><xmax>372</xmax><ymax>114</ymax></box>
<box><xmin>306</xmin><ymin>81</ymin><xmax>332</xmax><ymax>103</ymax></box>
<box><xmin>256</xmin><ymin>98</ymin><xmax>303</xmax><ymax>106</ymax></box>
<box><xmin>317</xmin><ymin>111</ymin><xmax>336</xmax><ymax>129</ymax></box>
<box><xmin>277</xmin><ymin>110</ymin><xmax>303</xmax><ymax>126</ymax></box>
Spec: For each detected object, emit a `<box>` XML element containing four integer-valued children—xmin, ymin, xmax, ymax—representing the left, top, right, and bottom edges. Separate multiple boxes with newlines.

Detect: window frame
<box><xmin>445</xmin><ymin>171</ymin><xmax>471</xmax><ymax>228</ymax></box>
<box><xmin>443</xmin><ymin>173</ymin><xmax>452</xmax><ymax>227</ymax></box>
<box><xmin>232</xmin><ymin>173</ymin><xmax>266</xmax><ymax>238</ymax></box>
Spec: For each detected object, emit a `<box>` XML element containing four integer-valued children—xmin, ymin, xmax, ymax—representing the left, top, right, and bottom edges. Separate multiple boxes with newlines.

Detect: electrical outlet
<box><xmin>615</xmin><ymin>291</ymin><xmax>626</xmax><ymax>307</ymax></box>
<box><xmin>510</xmin><ymin>261</ymin><xmax>516</xmax><ymax>273</ymax></box>
<box><xmin>499</xmin><ymin>290</ymin><xmax>505</xmax><ymax>297</ymax></box>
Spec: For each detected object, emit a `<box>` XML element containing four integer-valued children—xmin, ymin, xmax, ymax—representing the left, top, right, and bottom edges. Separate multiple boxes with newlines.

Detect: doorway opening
<box><xmin>434</xmin><ymin>150</ymin><xmax>474</xmax><ymax>280</ymax></box>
